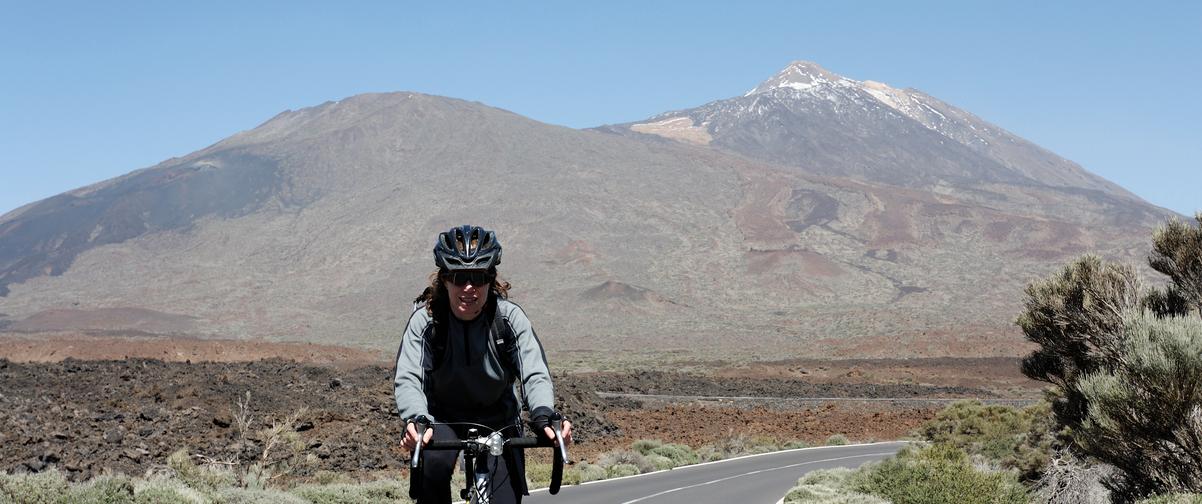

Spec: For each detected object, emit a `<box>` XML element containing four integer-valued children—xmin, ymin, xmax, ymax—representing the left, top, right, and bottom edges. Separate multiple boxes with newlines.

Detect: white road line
<box><xmin>618</xmin><ymin>452</ymin><xmax>895</xmax><ymax>504</ymax></box>
<box><xmin>597</xmin><ymin>392</ymin><xmax>1036</xmax><ymax>404</ymax></box>
<box><xmin>527</xmin><ymin>442</ymin><xmax>906</xmax><ymax>495</ymax></box>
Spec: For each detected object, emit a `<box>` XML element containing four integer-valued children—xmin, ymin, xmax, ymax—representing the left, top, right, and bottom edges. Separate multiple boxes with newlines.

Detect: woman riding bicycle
<box><xmin>395</xmin><ymin>225</ymin><xmax>573</xmax><ymax>504</ymax></box>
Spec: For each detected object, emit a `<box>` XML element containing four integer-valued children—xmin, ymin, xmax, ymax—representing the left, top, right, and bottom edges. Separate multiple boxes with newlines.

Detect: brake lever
<box><xmin>410</xmin><ymin>418</ymin><xmax>430</xmax><ymax>470</ymax></box>
<box><xmin>549</xmin><ymin>417</ymin><xmax>567</xmax><ymax>495</ymax></box>
<box><xmin>551</xmin><ymin>417</ymin><xmax>570</xmax><ymax>465</ymax></box>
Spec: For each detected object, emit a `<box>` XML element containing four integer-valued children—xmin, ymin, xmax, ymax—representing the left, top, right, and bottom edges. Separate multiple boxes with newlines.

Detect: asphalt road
<box><xmin>524</xmin><ymin>441</ymin><xmax>906</xmax><ymax>504</ymax></box>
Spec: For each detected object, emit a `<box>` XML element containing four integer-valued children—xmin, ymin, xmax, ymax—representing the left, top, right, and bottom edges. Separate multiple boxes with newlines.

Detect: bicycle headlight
<box><xmin>485</xmin><ymin>431</ymin><xmax>505</xmax><ymax>457</ymax></box>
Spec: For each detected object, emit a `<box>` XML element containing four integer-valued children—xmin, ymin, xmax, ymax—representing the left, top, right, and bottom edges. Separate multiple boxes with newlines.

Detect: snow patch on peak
<box><xmin>746</xmin><ymin>61</ymin><xmax>856</xmax><ymax>96</ymax></box>
<box><xmin>861</xmin><ymin>80</ymin><xmax>908</xmax><ymax>111</ymax></box>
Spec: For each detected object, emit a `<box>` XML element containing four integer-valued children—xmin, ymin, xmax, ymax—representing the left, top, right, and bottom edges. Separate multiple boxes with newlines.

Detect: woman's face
<box><xmin>444</xmin><ymin>271</ymin><xmax>492</xmax><ymax>321</ymax></box>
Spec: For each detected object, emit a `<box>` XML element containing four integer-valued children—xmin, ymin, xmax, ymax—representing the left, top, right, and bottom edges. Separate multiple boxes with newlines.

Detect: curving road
<box><xmin>525</xmin><ymin>441</ymin><xmax>906</xmax><ymax>504</ymax></box>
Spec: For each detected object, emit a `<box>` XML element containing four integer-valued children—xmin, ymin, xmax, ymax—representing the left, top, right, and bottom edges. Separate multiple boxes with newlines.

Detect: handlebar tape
<box><xmin>422</xmin><ymin>436</ymin><xmax>554</xmax><ymax>450</ymax></box>
<box><xmin>408</xmin><ymin>420</ymin><xmax>430</xmax><ymax>499</ymax></box>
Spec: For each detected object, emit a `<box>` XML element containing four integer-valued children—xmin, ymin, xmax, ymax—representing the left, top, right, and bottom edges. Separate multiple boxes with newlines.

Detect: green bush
<box><xmin>308</xmin><ymin>471</ymin><xmax>352</xmax><ymax>486</ymax></box>
<box><xmin>69</xmin><ymin>475</ymin><xmax>136</xmax><ymax>503</ymax></box>
<box><xmin>783</xmin><ymin>440</ymin><xmax>811</xmax><ymax>450</ymax></box>
<box><xmin>917</xmin><ymin>400</ymin><xmax>1054</xmax><ymax>480</ymax></box>
<box><xmin>649</xmin><ymin>444</ymin><xmax>698</xmax><ymax>467</ymax></box>
<box><xmin>215</xmin><ymin>487</ymin><xmax>307</xmax><ymax>504</ymax></box>
<box><xmin>644</xmin><ymin>454</ymin><xmax>674</xmax><ymax>471</ymax></box>
<box><xmin>1074</xmin><ymin>312</ymin><xmax>1202</xmax><ymax>497</ymax></box>
<box><xmin>606</xmin><ymin>464</ymin><xmax>640</xmax><ymax>478</ymax></box>
<box><xmin>1018</xmin><ymin>255</ymin><xmax>1143</xmax><ymax>428</ymax></box>
<box><xmin>1018</xmin><ymin>215</ymin><xmax>1202</xmax><ymax>498</ymax></box>
<box><xmin>630</xmin><ymin>439</ymin><xmax>663</xmax><ymax>455</ymax></box>
<box><xmin>288</xmin><ymin>479</ymin><xmax>409</xmax><ymax>504</ymax></box>
<box><xmin>783</xmin><ymin>468</ymin><xmax>887</xmax><ymax>504</ymax></box>
<box><xmin>559</xmin><ymin>467</ymin><xmax>583</xmax><ymax>487</ymax></box>
<box><xmin>850</xmin><ymin>444</ymin><xmax>1028</xmax><ymax>504</ymax></box>
<box><xmin>131</xmin><ymin>477</ymin><xmax>210</xmax><ymax>504</ymax></box>
<box><xmin>0</xmin><ymin>470</ymin><xmax>70</xmax><ymax>504</ymax></box>
<box><xmin>574</xmin><ymin>462</ymin><xmax>607</xmax><ymax>483</ymax></box>
<box><xmin>525</xmin><ymin>462</ymin><xmax>556</xmax><ymax>489</ymax></box>
<box><xmin>597</xmin><ymin>450</ymin><xmax>655</xmax><ymax>474</ymax></box>
<box><xmin>166</xmin><ymin>449</ymin><xmax>236</xmax><ymax>493</ymax></box>
<box><xmin>825</xmin><ymin>434</ymin><xmax>850</xmax><ymax>446</ymax></box>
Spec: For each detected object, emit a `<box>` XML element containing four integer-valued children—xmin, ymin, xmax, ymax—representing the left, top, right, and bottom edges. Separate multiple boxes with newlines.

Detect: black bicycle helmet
<box><xmin>433</xmin><ymin>225</ymin><xmax>502</xmax><ymax>271</ymax></box>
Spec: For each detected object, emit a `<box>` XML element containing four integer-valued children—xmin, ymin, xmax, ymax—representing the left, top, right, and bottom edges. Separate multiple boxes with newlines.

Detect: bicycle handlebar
<box><xmin>423</xmin><ymin>435</ymin><xmax>554</xmax><ymax>450</ymax></box>
<box><xmin>409</xmin><ymin>425</ymin><xmax>569</xmax><ymax>497</ymax></box>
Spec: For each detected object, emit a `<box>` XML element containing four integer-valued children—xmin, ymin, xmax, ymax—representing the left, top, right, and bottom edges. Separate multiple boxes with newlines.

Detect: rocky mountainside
<box><xmin>0</xmin><ymin>66</ymin><xmax>1178</xmax><ymax>362</ymax></box>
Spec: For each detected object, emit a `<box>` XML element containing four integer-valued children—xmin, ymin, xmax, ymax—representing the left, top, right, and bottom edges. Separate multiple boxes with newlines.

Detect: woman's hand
<box><xmin>543</xmin><ymin>419</ymin><xmax>573</xmax><ymax>447</ymax></box>
<box><xmin>402</xmin><ymin>421</ymin><xmax>434</xmax><ymax>451</ymax></box>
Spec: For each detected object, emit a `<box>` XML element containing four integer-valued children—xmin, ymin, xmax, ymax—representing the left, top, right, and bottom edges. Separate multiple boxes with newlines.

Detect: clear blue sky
<box><xmin>2</xmin><ymin>2</ymin><xmax>1198</xmax><ymax>216</ymax></box>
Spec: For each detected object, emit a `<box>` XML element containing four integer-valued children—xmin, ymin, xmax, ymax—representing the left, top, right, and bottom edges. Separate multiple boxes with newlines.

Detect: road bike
<box><xmin>409</xmin><ymin>418</ymin><xmax>569</xmax><ymax>503</ymax></box>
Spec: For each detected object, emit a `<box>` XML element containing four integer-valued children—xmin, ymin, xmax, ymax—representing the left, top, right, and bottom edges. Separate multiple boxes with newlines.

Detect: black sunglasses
<box><xmin>442</xmin><ymin>270</ymin><xmax>494</xmax><ymax>287</ymax></box>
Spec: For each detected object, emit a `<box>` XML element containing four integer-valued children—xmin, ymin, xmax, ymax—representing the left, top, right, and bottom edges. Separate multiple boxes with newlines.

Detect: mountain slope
<box><xmin>0</xmin><ymin>84</ymin><xmax>1177</xmax><ymax>361</ymax></box>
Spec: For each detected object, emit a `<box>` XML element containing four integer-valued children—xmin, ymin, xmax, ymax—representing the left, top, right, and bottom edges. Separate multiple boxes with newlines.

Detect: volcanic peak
<box><xmin>745</xmin><ymin>60</ymin><xmax>855</xmax><ymax>96</ymax></box>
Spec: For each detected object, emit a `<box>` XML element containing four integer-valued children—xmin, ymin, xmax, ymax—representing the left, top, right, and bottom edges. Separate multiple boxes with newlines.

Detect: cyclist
<box><xmin>395</xmin><ymin>225</ymin><xmax>573</xmax><ymax>504</ymax></box>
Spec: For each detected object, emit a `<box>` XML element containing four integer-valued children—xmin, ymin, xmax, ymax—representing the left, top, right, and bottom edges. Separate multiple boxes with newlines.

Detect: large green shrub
<box><xmin>918</xmin><ymin>400</ymin><xmax>1054</xmax><ymax>480</ymax></box>
<box><xmin>850</xmin><ymin>444</ymin><xmax>1028</xmax><ymax>504</ymax></box>
<box><xmin>1146</xmin><ymin>214</ymin><xmax>1202</xmax><ymax>318</ymax></box>
<box><xmin>1074</xmin><ymin>313</ymin><xmax>1202</xmax><ymax>498</ymax></box>
<box><xmin>1018</xmin><ymin>214</ymin><xmax>1202</xmax><ymax>501</ymax></box>
<box><xmin>1017</xmin><ymin>255</ymin><xmax>1142</xmax><ymax>428</ymax></box>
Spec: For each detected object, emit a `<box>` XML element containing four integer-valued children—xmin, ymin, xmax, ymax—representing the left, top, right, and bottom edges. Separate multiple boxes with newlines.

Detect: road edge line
<box><xmin>526</xmin><ymin>440</ymin><xmax>908</xmax><ymax>495</ymax></box>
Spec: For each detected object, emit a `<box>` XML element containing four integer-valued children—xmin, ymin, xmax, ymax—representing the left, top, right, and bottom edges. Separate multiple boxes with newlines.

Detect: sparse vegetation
<box><xmin>783</xmin><ymin>444</ymin><xmax>1029</xmax><ymax>504</ymax></box>
<box><xmin>851</xmin><ymin>444</ymin><xmax>1028</xmax><ymax>504</ymax></box>
<box><xmin>0</xmin><ymin>427</ymin><xmax>834</xmax><ymax>503</ymax></box>
<box><xmin>696</xmin><ymin>433</ymin><xmax>781</xmax><ymax>461</ymax></box>
<box><xmin>783</xmin><ymin>468</ymin><xmax>886</xmax><ymax>504</ymax></box>
<box><xmin>0</xmin><ymin>468</ymin><xmax>411</xmax><ymax>504</ymax></box>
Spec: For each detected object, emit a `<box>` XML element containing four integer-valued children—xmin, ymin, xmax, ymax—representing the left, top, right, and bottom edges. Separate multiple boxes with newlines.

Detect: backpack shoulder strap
<box><xmin>491</xmin><ymin>301</ymin><xmax>521</xmax><ymax>379</ymax></box>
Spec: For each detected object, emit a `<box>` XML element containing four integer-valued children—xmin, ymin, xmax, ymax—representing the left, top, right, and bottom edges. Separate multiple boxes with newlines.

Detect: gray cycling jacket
<box><xmin>393</xmin><ymin>298</ymin><xmax>554</xmax><ymax>427</ymax></box>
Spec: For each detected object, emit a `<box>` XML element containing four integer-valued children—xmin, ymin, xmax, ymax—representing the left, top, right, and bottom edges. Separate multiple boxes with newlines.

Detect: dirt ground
<box><xmin>0</xmin><ymin>332</ymin><xmax>386</xmax><ymax>367</ymax></box>
<box><xmin>0</xmin><ymin>336</ymin><xmax>1042</xmax><ymax>482</ymax></box>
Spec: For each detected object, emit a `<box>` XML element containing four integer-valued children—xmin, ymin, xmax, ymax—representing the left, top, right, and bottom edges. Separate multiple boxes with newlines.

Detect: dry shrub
<box><xmin>1032</xmin><ymin>449</ymin><xmax>1112</xmax><ymax>504</ymax></box>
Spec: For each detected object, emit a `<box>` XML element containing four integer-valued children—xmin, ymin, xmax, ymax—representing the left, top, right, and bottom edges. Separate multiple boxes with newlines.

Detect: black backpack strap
<box><xmin>490</xmin><ymin>303</ymin><xmax>522</xmax><ymax>382</ymax></box>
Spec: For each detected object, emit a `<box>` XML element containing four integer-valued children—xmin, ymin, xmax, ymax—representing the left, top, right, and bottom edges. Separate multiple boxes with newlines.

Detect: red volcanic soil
<box><xmin>0</xmin><ymin>336</ymin><xmax>1041</xmax><ymax>482</ymax></box>
<box><xmin>0</xmin><ymin>333</ymin><xmax>387</xmax><ymax>367</ymax></box>
<box><xmin>609</xmin><ymin>403</ymin><xmax>937</xmax><ymax>449</ymax></box>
